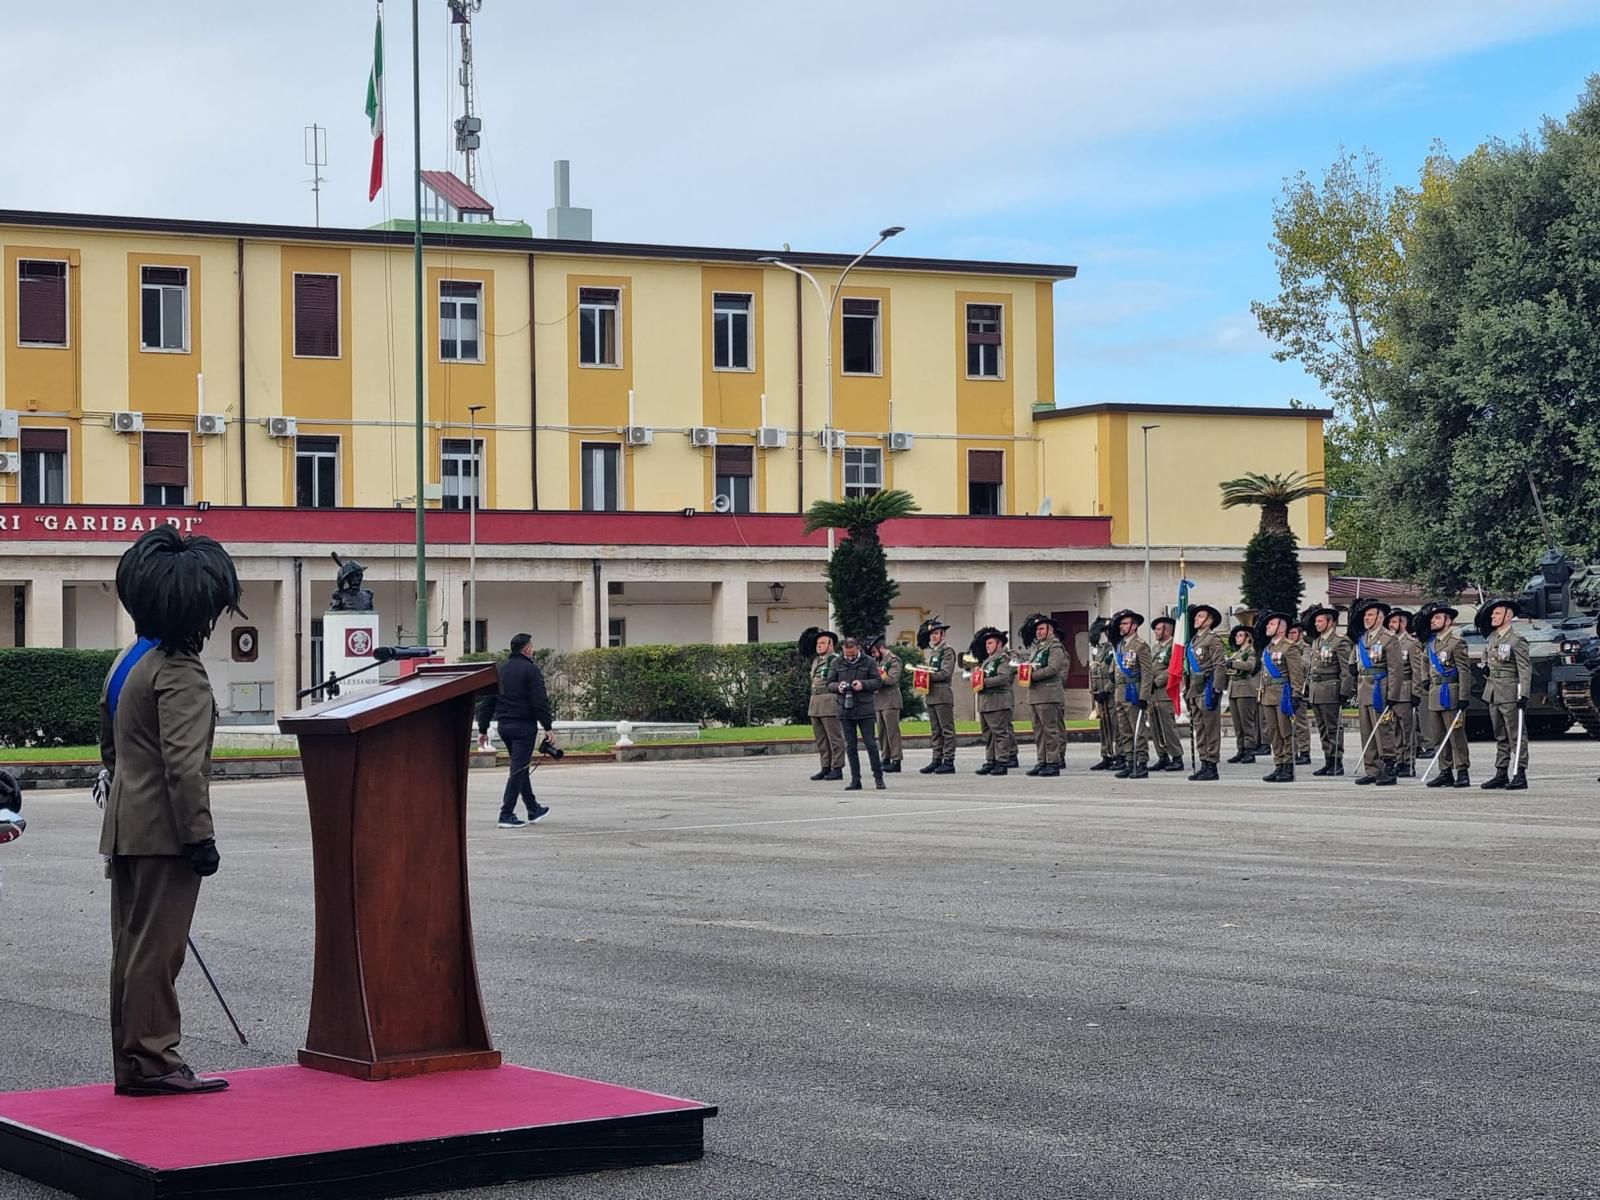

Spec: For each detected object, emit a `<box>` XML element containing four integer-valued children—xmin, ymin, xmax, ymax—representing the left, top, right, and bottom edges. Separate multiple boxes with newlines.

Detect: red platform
<box><xmin>0</xmin><ymin>1064</ymin><xmax>717</xmax><ymax>1199</ymax></box>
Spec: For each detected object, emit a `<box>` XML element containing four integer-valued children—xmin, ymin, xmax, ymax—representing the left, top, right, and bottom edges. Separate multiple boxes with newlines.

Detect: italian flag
<box><xmin>365</xmin><ymin>15</ymin><xmax>384</xmax><ymax>201</ymax></box>
<box><xmin>1167</xmin><ymin>576</ymin><xmax>1193</xmax><ymax>711</ymax></box>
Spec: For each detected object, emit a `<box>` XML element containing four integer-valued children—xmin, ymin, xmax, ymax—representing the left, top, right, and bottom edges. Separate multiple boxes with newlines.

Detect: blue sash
<box><xmin>1261</xmin><ymin>651</ymin><xmax>1294</xmax><ymax>715</ymax></box>
<box><xmin>1113</xmin><ymin>646</ymin><xmax>1139</xmax><ymax>704</ymax></box>
<box><xmin>1427</xmin><ymin>639</ymin><xmax>1457</xmax><ymax>709</ymax></box>
<box><xmin>107</xmin><ymin>638</ymin><xmax>160</xmax><ymax>720</ymax></box>
<box><xmin>1356</xmin><ymin>637</ymin><xmax>1386</xmax><ymax>714</ymax></box>
<box><xmin>1184</xmin><ymin>644</ymin><xmax>1216</xmax><ymax>710</ymax></box>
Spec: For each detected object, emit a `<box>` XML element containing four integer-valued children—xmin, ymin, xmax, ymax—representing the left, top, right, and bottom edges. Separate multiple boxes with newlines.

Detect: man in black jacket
<box><xmin>826</xmin><ymin>636</ymin><xmax>886</xmax><ymax>791</ymax></box>
<box><xmin>476</xmin><ymin>633</ymin><xmax>555</xmax><ymax>828</ymax></box>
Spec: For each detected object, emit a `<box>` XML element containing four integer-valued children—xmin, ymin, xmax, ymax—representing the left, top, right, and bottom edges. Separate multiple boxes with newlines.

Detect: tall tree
<box><xmin>1374</xmin><ymin>79</ymin><xmax>1600</xmax><ymax>592</ymax></box>
<box><xmin>803</xmin><ymin>489</ymin><xmax>921</xmax><ymax>640</ymax></box>
<box><xmin>1219</xmin><ymin>472</ymin><xmax>1326</xmax><ymax>616</ymax></box>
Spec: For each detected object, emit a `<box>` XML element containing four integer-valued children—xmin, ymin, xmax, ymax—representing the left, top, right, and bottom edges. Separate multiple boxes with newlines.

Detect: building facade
<box><xmin>0</xmin><ymin>208</ymin><xmax>1336</xmax><ymax>721</ymax></box>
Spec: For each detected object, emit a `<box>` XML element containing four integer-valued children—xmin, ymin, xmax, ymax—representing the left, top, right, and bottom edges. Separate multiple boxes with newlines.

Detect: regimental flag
<box><xmin>1168</xmin><ymin>576</ymin><xmax>1194</xmax><ymax>711</ymax></box>
<box><xmin>365</xmin><ymin>14</ymin><xmax>384</xmax><ymax>201</ymax></box>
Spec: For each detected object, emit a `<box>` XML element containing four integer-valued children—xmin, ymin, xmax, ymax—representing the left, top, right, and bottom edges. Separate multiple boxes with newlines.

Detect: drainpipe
<box><xmin>528</xmin><ymin>252</ymin><xmax>539</xmax><ymax>510</ymax></box>
<box><xmin>293</xmin><ymin>556</ymin><xmax>303</xmax><ymax>698</ymax></box>
<box><xmin>794</xmin><ymin>271</ymin><xmax>804</xmax><ymax>513</ymax></box>
<box><xmin>237</xmin><ymin>238</ymin><xmax>249</xmax><ymax>506</ymax></box>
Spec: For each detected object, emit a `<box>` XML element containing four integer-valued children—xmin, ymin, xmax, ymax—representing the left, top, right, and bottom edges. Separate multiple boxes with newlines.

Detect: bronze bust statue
<box><xmin>329</xmin><ymin>553</ymin><xmax>375</xmax><ymax>612</ymax></box>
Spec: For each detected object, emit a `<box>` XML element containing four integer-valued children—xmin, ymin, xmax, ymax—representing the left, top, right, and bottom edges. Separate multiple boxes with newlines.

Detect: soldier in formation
<box><xmin>1182</xmin><ymin>604</ymin><xmax>1226</xmax><ymax>781</ymax></box>
<box><xmin>1088</xmin><ymin>618</ymin><xmax>1119</xmax><ymax>772</ymax></box>
<box><xmin>869</xmin><ymin>636</ymin><xmax>904</xmax><ymax>773</ymax></box>
<box><xmin>971</xmin><ymin>627</ymin><xmax>1017</xmax><ymax>776</ymax></box>
<box><xmin>1109</xmin><ymin>609</ymin><xmax>1156</xmax><ymax>779</ymax></box>
<box><xmin>917</xmin><ymin>617</ymin><xmax>958</xmax><ymax>775</ymax></box>
<box><xmin>1256</xmin><ymin>611</ymin><xmax>1305</xmax><ymax>783</ymax></box>
<box><xmin>1415</xmin><ymin>601</ymin><xmax>1472</xmax><ymax>788</ymax></box>
<box><xmin>800</xmin><ymin>627</ymin><xmax>845</xmax><ymax>782</ymax></box>
<box><xmin>1285</xmin><ymin>618</ymin><xmax>1314</xmax><ymax>766</ymax></box>
<box><xmin>1476</xmin><ymin>598</ymin><xmax>1531</xmax><ymax>790</ymax></box>
<box><xmin>1018</xmin><ymin>613</ymin><xmax>1067</xmax><ymax>777</ymax></box>
<box><xmin>1225</xmin><ymin>625</ymin><xmax>1260</xmax><ymax>764</ymax></box>
<box><xmin>1349</xmin><ymin>599</ymin><xmax>1404</xmax><ymax>786</ymax></box>
<box><xmin>1303</xmin><ymin>605</ymin><xmax>1352</xmax><ymax>776</ymax></box>
<box><xmin>1385</xmin><ymin>608</ymin><xmax>1420</xmax><ymax>777</ymax></box>
<box><xmin>1147</xmin><ymin>616</ymin><xmax>1185</xmax><ymax>772</ymax></box>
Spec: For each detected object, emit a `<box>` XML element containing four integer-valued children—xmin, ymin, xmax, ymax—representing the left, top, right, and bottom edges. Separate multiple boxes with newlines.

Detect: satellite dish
<box><xmin>1038</xmin><ymin>497</ymin><xmax>1053</xmax><ymax>516</ymax></box>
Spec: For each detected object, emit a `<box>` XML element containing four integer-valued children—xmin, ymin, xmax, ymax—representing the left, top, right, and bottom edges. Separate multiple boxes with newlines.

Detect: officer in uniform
<box><xmin>1477</xmin><ymin>598</ymin><xmax>1530</xmax><ymax>790</ymax></box>
<box><xmin>1182</xmin><ymin>603</ymin><xmax>1226</xmax><ymax>781</ymax></box>
<box><xmin>917</xmin><ymin>617</ymin><xmax>958</xmax><ymax>775</ymax></box>
<box><xmin>1225</xmin><ymin>625</ymin><xmax>1260</xmax><ymax>764</ymax></box>
<box><xmin>1415</xmin><ymin>602</ymin><xmax>1471</xmax><ymax>788</ymax></box>
<box><xmin>1349</xmin><ymin>599</ymin><xmax>1404</xmax><ymax>786</ymax></box>
<box><xmin>1147</xmin><ymin>616</ymin><xmax>1185</xmax><ymax>772</ymax></box>
<box><xmin>1304</xmin><ymin>605</ymin><xmax>1353</xmax><ymax>776</ymax></box>
<box><xmin>1286</xmin><ymin>616</ymin><xmax>1314</xmax><ymax>765</ymax></box>
<box><xmin>1018</xmin><ymin>613</ymin><xmax>1067</xmax><ymax>777</ymax></box>
<box><xmin>1088</xmin><ymin>618</ymin><xmax>1119</xmax><ymax>771</ymax></box>
<box><xmin>971</xmin><ymin>627</ymin><xmax>1017</xmax><ymax>775</ymax></box>
<box><xmin>1109</xmin><ymin>609</ymin><xmax>1155</xmax><ymax>779</ymax></box>
<box><xmin>800</xmin><ymin>627</ymin><xmax>845</xmax><ymax>782</ymax></box>
<box><xmin>868</xmin><ymin>636</ymin><xmax>904</xmax><ymax>773</ymax></box>
<box><xmin>1256</xmin><ymin>611</ymin><xmax>1305</xmax><ymax>782</ymax></box>
<box><xmin>1385</xmin><ymin>608</ymin><xmax>1420</xmax><ymax>776</ymax></box>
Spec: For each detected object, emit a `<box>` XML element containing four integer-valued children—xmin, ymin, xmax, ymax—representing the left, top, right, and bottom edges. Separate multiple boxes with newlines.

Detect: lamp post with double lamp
<box><xmin>758</xmin><ymin>227</ymin><xmax>904</xmax><ymax>620</ymax></box>
<box><xmin>1141</xmin><ymin>423</ymin><xmax>1160</xmax><ymax>619</ymax></box>
<box><xmin>467</xmin><ymin>404</ymin><xmax>486</xmax><ymax>658</ymax></box>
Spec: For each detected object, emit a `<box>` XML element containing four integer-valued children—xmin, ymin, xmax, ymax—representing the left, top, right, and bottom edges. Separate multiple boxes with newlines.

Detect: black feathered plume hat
<box><xmin>916</xmin><ymin>615</ymin><xmax>950</xmax><ymax>650</ymax></box>
<box><xmin>798</xmin><ymin>626</ymin><xmax>840</xmax><ymax>659</ymax></box>
<box><xmin>115</xmin><ymin>526</ymin><xmax>244</xmax><ymax>655</ymax></box>
<box><xmin>1019</xmin><ymin>613</ymin><xmax>1053</xmax><ymax>647</ymax></box>
<box><xmin>970</xmin><ymin>626</ymin><xmax>1008</xmax><ymax>660</ymax></box>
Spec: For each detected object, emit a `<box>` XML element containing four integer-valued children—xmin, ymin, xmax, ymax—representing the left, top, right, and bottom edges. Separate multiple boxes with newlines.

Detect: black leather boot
<box><xmin>919</xmin><ymin>759</ymin><xmax>939</xmax><ymax>775</ymax></box>
<box><xmin>1481</xmin><ymin>771</ymin><xmax>1508</xmax><ymax>790</ymax></box>
<box><xmin>1127</xmin><ymin>761</ymin><xmax>1148</xmax><ymax>779</ymax></box>
<box><xmin>1295</xmin><ymin>751</ymin><xmax>1312</xmax><ymax>766</ymax></box>
<box><xmin>1153</xmin><ymin>755</ymin><xmax>1170</xmax><ymax>771</ymax></box>
<box><xmin>1038</xmin><ymin>764</ymin><xmax>1061</xmax><ymax>777</ymax></box>
<box><xmin>1426</xmin><ymin>767</ymin><xmax>1454</xmax><ymax>789</ymax></box>
<box><xmin>1312</xmin><ymin>757</ymin><xmax>1333</xmax><ymax>777</ymax></box>
<box><xmin>1262</xmin><ymin>764</ymin><xmax>1286</xmax><ymax>782</ymax></box>
<box><xmin>1375</xmin><ymin>760</ymin><xmax>1397</xmax><ymax>787</ymax></box>
<box><xmin>1506</xmin><ymin>771</ymin><xmax>1528</xmax><ymax>790</ymax></box>
<box><xmin>1026</xmin><ymin>762</ymin><xmax>1046</xmax><ymax>776</ymax></box>
<box><xmin>1187</xmin><ymin>761</ymin><xmax>1218</xmax><ymax>781</ymax></box>
<box><xmin>975</xmin><ymin>761</ymin><xmax>994</xmax><ymax>775</ymax></box>
<box><xmin>1090</xmin><ymin>756</ymin><xmax>1116</xmax><ymax>771</ymax></box>
<box><xmin>1331</xmin><ymin>759</ymin><xmax>1345</xmax><ymax>777</ymax></box>
<box><xmin>1453</xmin><ymin>771</ymin><xmax>1471</xmax><ymax>788</ymax></box>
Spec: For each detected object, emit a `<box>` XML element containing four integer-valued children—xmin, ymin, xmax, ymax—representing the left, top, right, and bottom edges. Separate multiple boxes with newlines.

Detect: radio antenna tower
<box><xmin>448</xmin><ymin>0</ymin><xmax>484</xmax><ymax>191</ymax></box>
<box><xmin>304</xmin><ymin>124</ymin><xmax>328</xmax><ymax>227</ymax></box>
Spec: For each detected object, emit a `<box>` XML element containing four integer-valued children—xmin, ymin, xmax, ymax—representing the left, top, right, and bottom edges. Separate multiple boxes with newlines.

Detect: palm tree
<box><xmin>1219</xmin><ymin>471</ymin><xmax>1328</xmax><ymax>535</ymax></box>
<box><xmin>803</xmin><ymin>489</ymin><xmax>921</xmax><ymax>640</ymax></box>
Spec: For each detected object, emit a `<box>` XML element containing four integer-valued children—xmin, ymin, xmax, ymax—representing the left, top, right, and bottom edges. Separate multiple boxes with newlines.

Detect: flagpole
<box><xmin>409</xmin><ymin>0</ymin><xmax>428</xmax><ymax>646</ymax></box>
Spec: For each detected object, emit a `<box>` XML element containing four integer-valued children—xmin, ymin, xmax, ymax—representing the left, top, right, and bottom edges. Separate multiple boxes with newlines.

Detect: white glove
<box><xmin>92</xmin><ymin>768</ymin><xmax>111</xmax><ymax>810</ymax></box>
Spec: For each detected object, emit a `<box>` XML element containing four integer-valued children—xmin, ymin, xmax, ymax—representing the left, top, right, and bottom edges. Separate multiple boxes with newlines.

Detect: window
<box><xmin>841</xmin><ymin>297</ymin><xmax>880</xmax><ymax>375</ymax></box>
<box><xmin>712</xmin><ymin>292</ymin><xmax>752</xmax><ymax>371</ymax></box>
<box><xmin>966</xmin><ymin>303</ymin><xmax>1003</xmax><ymax>378</ymax></box>
<box><xmin>18</xmin><ymin>260</ymin><xmax>68</xmax><ymax>347</ymax></box>
<box><xmin>843</xmin><ymin>447</ymin><xmax>882</xmax><ymax>498</ymax></box>
<box><xmin>310</xmin><ymin>618</ymin><xmax>324</xmax><ymax>687</ymax></box>
<box><xmin>441</xmin><ymin>438</ymin><xmax>483</xmax><ymax>511</ymax></box>
<box><xmin>295</xmin><ymin>436</ymin><xmax>340</xmax><ymax>508</ymax></box>
<box><xmin>467</xmin><ymin>619</ymin><xmax>488</xmax><ymax>655</ymax></box>
<box><xmin>19</xmin><ymin>428</ymin><xmax>66</xmax><ymax>504</ymax></box>
<box><xmin>140</xmin><ymin>266</ymin><xmax>189</xmax><ymax>352</ymax></box>
<box><xmin>968</xmin><ymin>449</ymin><xmax>1004</xmax><ymax>515</ymax></box>
<box><xmin>293</xmin><ymin>273</ymin><xmax>341</xmax><ymax>358</ymax></box>
<box><xmin>578</xmin><ymin>287</ymin><xmax>620</xmax><ymax>366</ymax></box>
<box><xmin>607</xmin><ymin>617</ymin><xmax>626</xmax><ymax>648</ymax></box>
<box><xmin>747</xmin><ymin>615</ymin><xmax>760</xmax><ymax>643</ymax></box>
<box><xmin>142</xmin><ymin>431</ymin><xmax>188</xmax><ymax>506</ymax></box>
<box><xmin>439</xmin><ymin>281</ymin><xmax>482</xmax><ymax>362</ymax></box>
<box><xmin>714</xmin><ymin>445</ymin><xmax>753</xmax><ymax>513</ymax></box>
<box><xmin>581</xmin><ymin>442</ymin><xmax>620</xmax><ymax>512</ymax></box>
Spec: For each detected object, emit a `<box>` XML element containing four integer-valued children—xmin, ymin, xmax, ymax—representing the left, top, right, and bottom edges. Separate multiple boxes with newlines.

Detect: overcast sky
<box><xmin>7</xmin><ymin>1</ymin><xmax>1600</xmax><ymax>409</ymax></box>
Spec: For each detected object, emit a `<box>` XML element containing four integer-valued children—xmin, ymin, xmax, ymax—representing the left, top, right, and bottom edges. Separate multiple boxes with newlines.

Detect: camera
<box><xmin>538</xmin><ymin>735</ymin><xmax>565</xmax><ymax>760</ymax></box>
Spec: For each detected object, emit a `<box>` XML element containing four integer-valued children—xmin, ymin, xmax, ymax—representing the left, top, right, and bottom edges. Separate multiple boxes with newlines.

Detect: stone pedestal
<box><xmin>322</xmin><ymin>610</ymin><xmax>384</xmax><ymax>694</ymax></box>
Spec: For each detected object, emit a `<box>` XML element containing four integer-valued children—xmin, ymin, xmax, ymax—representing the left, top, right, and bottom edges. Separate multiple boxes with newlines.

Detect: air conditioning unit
<box><xmin>712</xmin><ymin>493</ymin><xmax>733</xmax><ymax>514</ymax></box>
<box><xmin>689</xmin><ymin>426</ymin><xmax>718</xmax><ymax>448</ymax></box>
<box><xmin>422</xmin><ymin>482</ymin><xmax>444</xmax><ymax>502</ymax></box>
<box><xmin>889</xmin><ymin>431</ymin><xmax>915</xmax><ymax>453</ymax></box>
<box><xmin>0</xmin><ymin>411</ymin><xmax>17</xmax><ymax>441</ymax></box>
<box><xmin>0</xmin><ymin>452</ymin><xmax>19</xmax><ymax>476</ymax></box>
<box><xmin>817</xmin><ymin>429</ymin><xmax>846</xmax><ymax>451</ymax></box>
<box><xmin>623</xmin><ymin>425</ymin><xmax>654</xmax><ymax>447</ymax></box>
<box><xmin>266</xmin><ymin>416</ymin><xmax>297</xmax><ymax>439</ymax></box>
<box><xmin>112</xmin><ymin>411</ymin><xmax>145</xmax><ymax>434</ymax></box>
<box><xmin>756</xmin><ymin>426</ymin><xmax>787</xmax><ymax>450</ymax></box>
<box><xmin>196</xmin><ymin>413</ymin><xmax>227</xmax><ymax>437</ymax></box>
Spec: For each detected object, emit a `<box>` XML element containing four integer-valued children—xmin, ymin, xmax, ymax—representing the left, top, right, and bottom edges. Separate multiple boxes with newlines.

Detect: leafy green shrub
<box><xmin>0</xmin><ymin>648</ymin><xmax>118</xmax><ymax>746</ymax></box>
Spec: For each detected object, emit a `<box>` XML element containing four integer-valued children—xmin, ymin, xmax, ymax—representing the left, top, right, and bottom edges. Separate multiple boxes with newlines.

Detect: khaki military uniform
<box><xmin>1111</xmin><ymin>633</ymin><xmax>1157</xmax><ymax>769</ymax></box>
<box><xmin>1483</xmin><ymin>624</ymin><xmax>1531</xmax><ymax>776</ymax></box>
<box><xmin>1225</xmin><ymin>642</ymin><xmax>1260</xmax><ymax>759</ymax></box>
<box><xmin>1183</xmin><ymin>627</ymin><xmax>1226</xmax><ymax>766</ymax></box>
<box><xmin>1410</xmin><ymin>632</ymin><xmax>1434</xmax><ymax>757</ymax></box>
<box><xmin>1422</xmin><ymin>629</ymin><xmax>1471</xmax><ymax>775</ymax></box>
<box><xmin>98</xmin><ymin>646</ymin><xmax>217</xmax><ymax>1088</ymax></box>
<box><xmin>924</xmin><ymin>642</ymin><xmax>959</xmax><ymax>767</ymax></box>
<box><xmin>807</xmin><ymin>652</ymin><xmax>845</xmax><ymax>772</ymax></box>
<box><xmin>1259</xmin><ymin>636</ymin><xmax>1306</xmax><ymax>766</ymax></box>
<box><xmin>1090</xmin><ymin>638</ymin><xmax>1117</xmax><ymax>763</ymax></box>
<box><xmin>975</xmin><ymin>650</ymin><xmax>1017</xmax><ymax>766</ymax></box>
<box><xmin>1307</xmin><ymin>632</ymin><xmax>1354</xmax><ymax>768</ymax></box>
<box><xmin>1020</xmin><ymin>635</ymin><xmax>1068</xmax><ymax>768</ymax></box>
<box><xmin>1148</xmin><ymin>637</ymin><xmax>1183</xmax><ymax>765</ymax></box>
<box><xmin>1389</xmin><ymin>631</ymin><xmax>1420</xmax><ymax>771</ymax></box>
<box><xmin>1352</xmin><ymin>628</ymin><xmax>1404</xmax><ymax>779</ymax></box>
<box><xmin>1289</xmin><ymin>636</ymin><xmax>1313</xmax><ymax>761</ymax></box>
<box><xmin>875</xmin><ymin>650</ymin><xmax>904</xmax><ymax>767</ymax></box>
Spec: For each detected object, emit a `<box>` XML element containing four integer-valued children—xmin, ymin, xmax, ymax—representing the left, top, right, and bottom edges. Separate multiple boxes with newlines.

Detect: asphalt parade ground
<box><xmin>2</xmin><ymin>741</ymin><xmax>1597</xmax><ymax>1200</ymax></box>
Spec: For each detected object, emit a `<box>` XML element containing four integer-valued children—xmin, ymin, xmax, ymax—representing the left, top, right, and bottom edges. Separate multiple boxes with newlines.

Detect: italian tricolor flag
<box><xmin>365</xmin><ymin>15</ymin><xmax>384</xmax><ymax>201</ymax></box>
<box><xmin>1168</xmin><ymin>577</ymin><xmax>1192</xmax><ymax>711</ymax></box>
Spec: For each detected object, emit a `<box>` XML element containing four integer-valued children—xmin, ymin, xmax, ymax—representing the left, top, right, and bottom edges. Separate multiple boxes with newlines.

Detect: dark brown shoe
<box><xmin>117</xmin><ymin>1065</ymin><xmax>229</xmax><ymax>1097</ymax></box>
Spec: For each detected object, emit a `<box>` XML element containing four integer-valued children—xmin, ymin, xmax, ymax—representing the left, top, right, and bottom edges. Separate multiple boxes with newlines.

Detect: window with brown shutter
<box><xmin>142</xmin><ymin>432</ymin><xmax>189</xmax><ymax>506</ymax></box>
<box><xmin>293</xmin><ymin>273</ymin><xmax>340</xmax><ymax>357</ymax></box>
<box><xmin>714</xmin><ymin>445</ymin><xmax>753</xmax><ymax>477</ymax></box>
<box><xmin>968</xmin><ymin>449</ymin><xmax>1004</xmax><ymax>515</ymax></box>
<box><xmin>18</xmin><ymin>261</ymin><xmax>68</xmax><ymax>347</ymax></box>
<box><xmin>19</xmin><ymin>428</ymin><xmax>67</xmax><ymax>454</ymax></box>
<box><xmin>19</xmin><ymin>427</ymin><xmax>67</xmax><ymax>505</ymax></box>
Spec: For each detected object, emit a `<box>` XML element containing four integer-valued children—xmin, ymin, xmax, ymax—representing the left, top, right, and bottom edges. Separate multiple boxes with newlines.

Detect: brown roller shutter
<box><xmin>715</xmin><ymin>445</ymin><xmax>753</xmax><ymax>477</ymax></box>
<box><xmin>20</xmin><ymin>428</ymin><xmax>67</xmax><ymax>453</ymax></box>
<box><xmin>968</xmin><ymin>449</ymin><xmax>1004</xmax><ymax>484</ymax></box>
<box><xmin>18</xmin><ymin>261</ymin><xmax>67</xmax><ymax>346</ymax></box>
<box><xmin>294</xmin><ymin>274</ymin><xmax>340</xmax><ymax>357</ymax></box>
<box><xmin>143</xmin><ymin>432</ymin><xmax>189</xmax><ymax>486</ymax></box>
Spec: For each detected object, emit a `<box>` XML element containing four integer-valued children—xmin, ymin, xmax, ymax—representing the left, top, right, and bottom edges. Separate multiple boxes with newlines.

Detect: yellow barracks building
<box><xmin>0</xmin><ymin>203</ymin><xmax>1334</xmax><ymax>722</ymax></box>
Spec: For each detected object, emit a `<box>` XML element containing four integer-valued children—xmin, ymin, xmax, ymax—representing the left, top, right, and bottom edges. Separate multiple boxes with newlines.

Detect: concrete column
<box><xmin>441</xmin><ymin>580</ymin><xmax>467</xmax><ymax>661</ymax></box>
<box><xmin>573</xmin><ymin>574</ymin><xmax>597</xmax><ymax>649</ymax></box>
<box><xmin>274</xmin><ymin>575</ymin><xmax>298</xmax><ymax>718</ymax></box>
<box><xmin>972</xmin><ymin>579</ymin><xmax>1011</xmax><ymax>637</ymax></box>
<box><xmin>25</xmin><ymin>577</ymin><xmax>65</xmax><ymax>648</ymax></box>
<box><xmin>709</xmin><ymin>578</ymin><xmax>750</xmax><ymax>646</ymax></box>
<box><xmin>114</xmin><ymin>595</ymin><xmax>137</xmax><ymax>647</ymax></box>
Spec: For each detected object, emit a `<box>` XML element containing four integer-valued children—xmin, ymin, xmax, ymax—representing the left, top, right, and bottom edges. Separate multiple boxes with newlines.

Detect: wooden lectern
<box><xmin>279</xmin><ymin>662</ymin><xmax>503</xmax><ymax>1081</ymax></box>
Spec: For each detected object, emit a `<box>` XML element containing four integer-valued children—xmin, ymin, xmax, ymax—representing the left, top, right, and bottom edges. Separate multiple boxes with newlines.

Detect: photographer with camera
<box><xmin>826</xmin><ymin>636</ymin><xmax>886</xmax><ymax>791</ymax></box>
<box><xmin>476</xmin><ymin>633</ymin><xmax>556</xmax><ymax>828</ymax></box>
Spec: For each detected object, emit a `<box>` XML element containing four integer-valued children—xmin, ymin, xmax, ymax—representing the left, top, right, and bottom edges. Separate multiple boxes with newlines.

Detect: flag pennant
<box><xmin>365</xmin><ymin>14</ymin><xmax>384</xmax><ymax>201</ymax></box>
<box><xmin>1167</xmin><ymin>577</ymin><xmax>1193</xmax><ymax>711</ymax></box>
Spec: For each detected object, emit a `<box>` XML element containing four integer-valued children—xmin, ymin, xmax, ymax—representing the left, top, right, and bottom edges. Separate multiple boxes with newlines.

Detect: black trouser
<box><xmin>499</xmin><ymin>719</ymin><xmax>541</xmax><ymax>817</ymax></box>
<box><xmin>841</xmin><ymin>715</ymin><xmax>883</xmax><ymax>782</ymax></box>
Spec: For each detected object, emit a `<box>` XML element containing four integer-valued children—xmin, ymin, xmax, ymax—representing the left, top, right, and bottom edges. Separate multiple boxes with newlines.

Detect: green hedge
<box><xmin>0</xmin><ymin>648</ymin><xmax>118</xmax><ymax>747</ymax></box>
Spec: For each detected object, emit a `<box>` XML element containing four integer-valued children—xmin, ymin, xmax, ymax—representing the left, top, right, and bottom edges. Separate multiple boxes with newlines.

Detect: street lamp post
<box><xmin>759</xmin><ymin>226</ymin><xmax>903</xmax><ymax>628</ymax></box>
<box><xmin>1141</xmin><ymin>423</ymin><xmax>1160</xmax><ymax>619</ymax></box>
<box><xmin>467</xmin><ymin>404</ymin><xmax>486</xmax><ymax>657</ymax></box>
